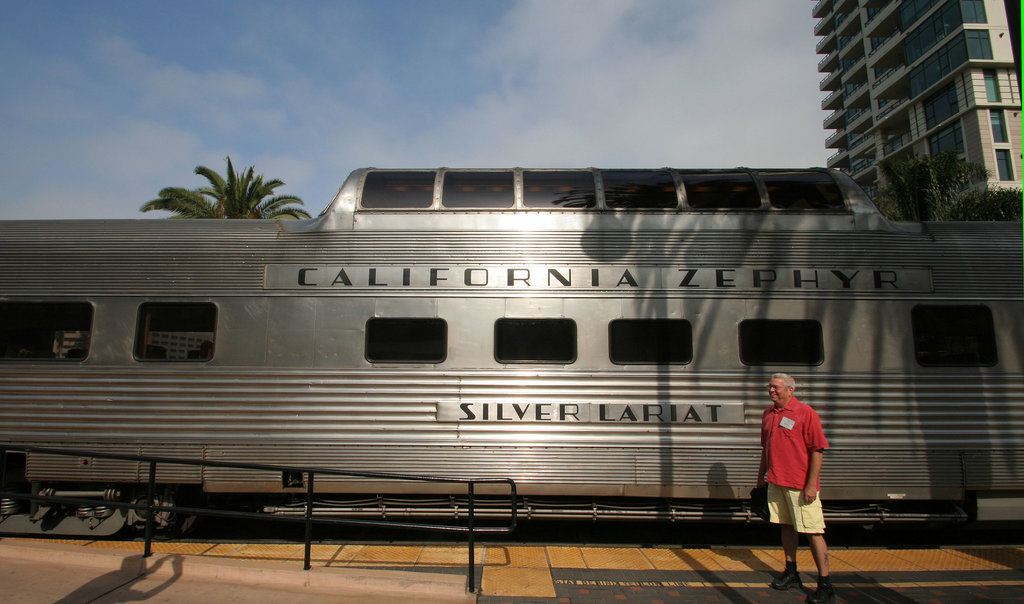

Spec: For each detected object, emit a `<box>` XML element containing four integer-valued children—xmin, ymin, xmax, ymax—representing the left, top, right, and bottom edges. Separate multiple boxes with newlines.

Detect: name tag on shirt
<box><xmin>780</xmin><ymin>417</ymin><xmax>796</xmax><ymax>430</ymax></box>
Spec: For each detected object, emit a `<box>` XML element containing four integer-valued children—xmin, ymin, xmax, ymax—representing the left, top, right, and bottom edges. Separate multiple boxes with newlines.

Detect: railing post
<box><xmin>143</xmin><ymin>460</ymin><xmax>156</xmax><ymax>558</ymax></box>
<box><xmin>467</xmin><ymin>481</ymin><xmax>476</xmax><ymax>593</ymax></box>
<box><xmin>304</xmin><ymin>471</ymin><xmax>314</xmax><ymax>570</ymax></box>
<box><xmin>1</xmin><ymin>447</ymin><xmax>7</xmax><ymax>489</ymax></box>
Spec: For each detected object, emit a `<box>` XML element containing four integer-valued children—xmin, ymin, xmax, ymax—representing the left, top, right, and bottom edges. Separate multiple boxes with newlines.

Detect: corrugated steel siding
<box><xmin>0</xmin><ymin>220</ymin><xmax>1020</xmax><ymax>298</ymax></box>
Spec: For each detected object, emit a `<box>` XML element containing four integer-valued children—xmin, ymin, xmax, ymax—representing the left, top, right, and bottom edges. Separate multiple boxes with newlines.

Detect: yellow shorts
<box><xmin>768</xmin><ymin>483</ymin><xmax>826</xmax><ymax>534</ymax></box>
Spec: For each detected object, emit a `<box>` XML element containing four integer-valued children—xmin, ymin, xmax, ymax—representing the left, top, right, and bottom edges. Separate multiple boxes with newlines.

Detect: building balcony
<box><xmin>863</xmin><ymin>1</ymin><xmax>900</xmax><ymax>39</ymax></box>
<box><xmin>882</xmin><ymin>131</ymin><xmax>912</xmax><ymax>156</ymax></box>
<box><xmin>823</xmin><ymin>108</ymin><xmax>845</xmax><ymax>130</ymax></box>
<box><xmin>871</xmin><ymin>63</ymin><xmax>909</xmax><ymax>98</ymax></box>
<box><xmin>812</xmin><ymin>0</ymin><xmax>833</xmax><ymax>20</ymax></box>
<box><xmin>814</xmin><ymin>14</ymin><xmax>835</xmax><ymax>37</ymax></box>
<box><xmin>818</xmin><ymin>47</ymin><xmax>840</xmax><ymax>73</ymax></box>
<box><xmin>820</xmin><ymin>67</ymin><xmax>842</xmax><ymax>91</ymax></box>
<box><xmin>816</xmin><ymin>29</ymin><xmax>838</xmax><ymax>55</ymax></box>
<box><xmin>822</xmin><ymin>88</ymin><xmax>845</xmax><ymax>111</ymax></box>
<box><xmin>826</xmin><ymin>127</ymin><xmax>848</xmax><ymax>149</ymax></box>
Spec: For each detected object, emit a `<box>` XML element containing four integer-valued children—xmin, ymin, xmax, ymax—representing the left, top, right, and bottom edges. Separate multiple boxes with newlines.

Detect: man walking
<box><xmin>757</xmin><ymin>373</ymin><xmax>834</xmax><ymax>604</ymax></box>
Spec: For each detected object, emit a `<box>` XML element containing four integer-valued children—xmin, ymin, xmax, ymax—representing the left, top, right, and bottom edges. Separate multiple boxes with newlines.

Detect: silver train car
<box><xmin>1</xmin><ymin>167</ymin><xmax>1022</xmax><ymax>536</ymax></box>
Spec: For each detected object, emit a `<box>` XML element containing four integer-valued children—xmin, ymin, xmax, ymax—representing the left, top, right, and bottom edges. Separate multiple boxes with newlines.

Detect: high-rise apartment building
<box><xmin>813</xmin><ymin>0</ymin><xmax>1021</xmax><ymax>198</ymax></box>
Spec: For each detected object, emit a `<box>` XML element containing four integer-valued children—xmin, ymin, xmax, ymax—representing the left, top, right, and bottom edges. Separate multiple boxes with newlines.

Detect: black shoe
<box><xmin>770</xmin><ymin>569</ymin><xmax>802</xmax><ymax>591</ymax></box>
<box><xmin>809</xmin><ymin>582</ymin><xmax>836</xmax><ymax>604</ymax></box>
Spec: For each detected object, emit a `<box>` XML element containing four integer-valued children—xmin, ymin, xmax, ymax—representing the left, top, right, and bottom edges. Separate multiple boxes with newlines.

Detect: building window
<box><xmin>928</xmin><ymin>121</ymin><xmax>964</xmax><ymax>155</ymax></box>
<box><xmin>365</xmin><ymin>318</ymin><xmax>447</xmax><ymax>363</ymax></box>
<box><xmin>135</xmin><ymin>303</ymin><xmax>216</xmax><ymax>361</ymax></box>
<box><xmin>739</xmin><ymin>320</ymin><xmax>824</xmax><ymax>366</ymax></box>
<box><xmin>900</xmin><ymin>0</ymin><xmax>943</xmax><ymax>31</ymax></box>
<box><xmin>984</xmin><ymin>69</ymin><xmax>1001</xmax><ymax>101</ymax></box>
<box><xmin>923</xmin><ymin>83</ymin><xmax>959</xmax><ymax>129</ymax></box>
<box><xmin>495</xmin><ymin>318</ymin><xmax>576</xmax><ymax>364</ymax></box>
<box><xmin>996</xmin><ymin>150</ymin><xmax>1014</xmax><ymax>181</ymax></box>
<box><xmin>965</xmin><ymin>30</ymin><xmax>993</xmax><ymax>59</ymax></box>
<box><xmin>904</xmin><ymin>1</ymin><xmax>963</xmax><ymax>65</ymax></box>
<box><xmin>990</xmin><ymin>110</ymin><xmax>1008</xmax><ymax>143</ymax></box>
<box><xmin>909</xmin><ymin>33</ymin><xmax>968</xmax><ymax>98</ymax></box>
<box><xmin>960</xmin><ymin>0</ymin><xmax>986</xmax><ymax>23</ymax></box>
<box><xmin>609</xmin><ymin>319</ymin><xmax>692</xmax><ymax>365</ymax></box>
<box><xmin>912</xmin><ymin>305</ymin><xmax>996</xmax><ymax>366</ymax></box>
<box><xmin>0</xmin><ymin>302</ymin><xmax>92</xmax><ymax>361</ymax></box>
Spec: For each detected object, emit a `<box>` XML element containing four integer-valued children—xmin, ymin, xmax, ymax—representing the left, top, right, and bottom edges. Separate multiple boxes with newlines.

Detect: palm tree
<box><xmin>141</xmin><ymin>157</ymin><xmax>310</xmax><ymax>219</ymax></box>
<box><xmin>875</xmin><ymin>151</ymin><xmax>989</xmax><ymax>221</ymax></box>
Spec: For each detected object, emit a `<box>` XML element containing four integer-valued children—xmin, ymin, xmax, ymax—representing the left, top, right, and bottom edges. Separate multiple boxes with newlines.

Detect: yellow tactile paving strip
<box><xmin>10</xmin><ymin>539</ymin><xmax>1024</xmax><ymax>598</ymax></box>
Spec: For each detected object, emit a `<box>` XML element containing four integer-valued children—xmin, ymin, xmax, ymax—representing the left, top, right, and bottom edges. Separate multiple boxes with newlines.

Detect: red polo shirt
<box><xmin>761</xmin><ymin>396</ymin><xmax>829</xmax><ymax>490</ymax></box>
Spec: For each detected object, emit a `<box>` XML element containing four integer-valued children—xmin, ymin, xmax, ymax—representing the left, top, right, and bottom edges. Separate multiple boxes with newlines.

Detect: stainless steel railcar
<box><xmin>1</xmin><ymin>167</ymin><xmax>1022</xmax><ymax>536</ymax></box>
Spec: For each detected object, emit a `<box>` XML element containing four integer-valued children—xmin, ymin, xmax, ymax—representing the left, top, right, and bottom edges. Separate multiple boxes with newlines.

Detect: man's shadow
<box><xmin>54</xmin><ymin>554</ymin><xmax>184</xmax><ymax>603</ymax></box>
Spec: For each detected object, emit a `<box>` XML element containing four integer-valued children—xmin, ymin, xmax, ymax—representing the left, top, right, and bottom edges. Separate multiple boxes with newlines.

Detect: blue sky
<box><xmin>0</xmin><ymin>1</ymin><xmax>829</xmax><ymax>219</ymax></box>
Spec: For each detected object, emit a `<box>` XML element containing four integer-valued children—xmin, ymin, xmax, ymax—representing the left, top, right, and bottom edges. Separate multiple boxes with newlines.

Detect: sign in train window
<box><xmin>763</xmin><ymin>172</ymin><xmax>845</xmax><ymax>210</ymax></box>
<box><xmin>601</xmin><ymin>170</ymin><xmax>678</xmax><ymax>209</ymax></box>
<box><xmin>739</xmin><ymin>319</ymin><xmax>823</xmax><ymax>365</ymax></box>
<box><xmin>442</xmin><ymin>171</ymin><xmax>514</xmax><ymax>208</ymax></box>
<box><xmin>522</xmin><ymin>170</ymin><xmax>596</xmax><ymax>209</ymax></box>
<box><xmin>365</xmin><ymin>318</ymin><xmax>447</xmax><ymax>363</ymax></box>
<box><xmin>360</xmin><ymin>171</ymin><xmax>435</xmax><ymax>209</ymax></box>
<box><xmin>135</xmin><ymin>303</ymin><xmax>217</xmax><ymax>361</ymax></box>
<box><xmin>679</xmin><ymin>172</ymin><xmax>761</xmax><ymax>209</ymax></box>
<box><xmin>912</xmin><ymin>305</ymin><xmax>997</xmax><ymax>366</ymax></box>
<box><xmin>609</xmin><ymin>319</ymin><xmax>692</xmax><ymax>365</ymax></box>
<box><xmin>495</xmin><ymin>318</ymin><xmax>576</xmax><ymax>364</ymax></box>
<box><xmin>0</xmin><ymin>302</ymin><xmax>92</xmax><ymax>360</ymax></box>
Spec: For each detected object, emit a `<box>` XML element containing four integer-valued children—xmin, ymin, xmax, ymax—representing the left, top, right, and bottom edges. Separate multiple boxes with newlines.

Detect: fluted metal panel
<box><xmin>0</xmin><ymin>220</ymin><xmax>1019</xmax><ymax>298</ymax></box>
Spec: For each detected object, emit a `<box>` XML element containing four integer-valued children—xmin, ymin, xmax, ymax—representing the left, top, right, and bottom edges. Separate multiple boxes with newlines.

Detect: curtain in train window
<box><xmin>442</xmin><ymin>171</ymin><xmax>514</xmax><ymax>208</ymax></box>
<box><xmin>0</xmin><ymin>302</ymin><xmax>92</xmax><ymax>360</ymax></box>
<box><xmin>522</xmin><ymin>171</ymin><xmax>596</xmax><ymax>209</ymax></box>
<box><xmin>609</xmin><ymin>319</ymin><xmax>692</xmax><ymax>365</ymax></box>
<box><xmin>764</xmin><ymin>172</ymin><xmax>846</xmax><ymax>210</ymax></box>
<box><xmin>365</xmin><ymin>318</ymin><xmax>447</xmax><ymax>363</ymax></box>
<box><xmin>678</xmin><ymin>172</ymin><xmax>761</xmax><ymax>209</ymax></box>
<box><xmin>135</xmin><ymin>303</ymin><xmax>217</xmax><ymax>361</ymax></box>
<box><xmin>601</xmin><ymin>170</ymin><xmax>678</xmax><ymax>209</ymax></box>
<box><xmin>360</xmin><ymin>171</ymin><xmax>436</xmax><ymax>209</ymax></box>
<box><xmin>495</xmin><ymin>318</ymin><xmax>576</xmax><ymax>363</ymax></box>
<box><xmin>739</xmin><ymin>319</ymin><xmax>823</xmax><ymax>365</ymax></box>
<box><xmin>912</xmin><ymin>305</ymin><xmax>996</xmax><ymax>366</ymax></box>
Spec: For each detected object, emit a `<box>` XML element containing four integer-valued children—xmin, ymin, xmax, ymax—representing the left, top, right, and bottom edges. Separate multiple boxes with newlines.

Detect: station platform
<box><xmin>2</xmin><ymin>536</ymin><xmax>1022</xmax><ymax>603</ymax></box>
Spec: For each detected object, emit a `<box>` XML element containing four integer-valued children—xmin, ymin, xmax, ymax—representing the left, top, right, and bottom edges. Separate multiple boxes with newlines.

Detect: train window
<box><xmin>912</xmin><ymin>305</ymin><xmax>997</xmax><ymax>366</ymax></box>
<box><xmin>365</xmin><ymin>318</ymin><xmax>447</xmax><ymax>363</ymax></box>
<box><xmin>361</xmin><ymin>171</ymin><xmax>436</xmax><ymax>209</ymax></box>
<box><xmin>739</xmin><ymin>320</ymin><xmax>823</xmax><ymax>365</ymax></box>
<box><xmin>609</xmin><ymin>319</ymin><xmax>692</xmax><ymax>365</ymax></box>
<box><xmin>601</xmin><ymin>170</ymin><xmax>678</xmax><ymax>209</ymax></box>
<box><xmin>495</xmin><ymin>318</ymin><xmax>576</xmax><ymax>364</ymax></box>
<box><xmin>134</xmin><ymin>303</ymin><xmax>216</xmax><ymax>361</ymax></box>
<box><xmin>442</xmin><ymin>171</ymin><xmax>514</xmax><ymax>208</ymax></box>
<box><xmin>523</xmin><ymin>171</ymin><xmax>597</xmax><ymax>209</ymax></box>
<box><xmin>0</xmin><ymin>302</ymin><xmax>92</xmax><ymax>361</ymax></box>
<box><xmin>679</xmin><ymin>172</ymin><xmax>761</xmax><ymax>209</ymax></box>
<box><xmin>763</xmin><ymin>172</ymin><xmax>845</xmax><ymax>210</ymax></box>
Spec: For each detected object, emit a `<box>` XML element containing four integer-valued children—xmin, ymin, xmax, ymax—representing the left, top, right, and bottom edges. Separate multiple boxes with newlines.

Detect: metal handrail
<box><xmin>0</xmin><ymin>443</ymin><xmax>517</xmax><ymax>594</ymax></box>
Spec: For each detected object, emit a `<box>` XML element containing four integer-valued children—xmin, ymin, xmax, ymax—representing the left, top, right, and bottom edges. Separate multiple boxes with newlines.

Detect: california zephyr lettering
<box><xmin>267</xmin><ymin>265</ymin><xmax>933</xmax><ymax>293</ymax></box>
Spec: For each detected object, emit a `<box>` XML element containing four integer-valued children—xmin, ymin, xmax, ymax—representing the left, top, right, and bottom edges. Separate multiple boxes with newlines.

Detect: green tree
<box><xmin>141</xmin><ymin>157</ymin><xmax>310</xmax><ymax>219</ymax></box>
<box><xmin>875</xmin><ymin>151</ymin><xmax>990</xmax><ymax>221</ymax></box>
<box><xmin>937</xmin><ymin>188</ymin><xmax>1023</xmax><ymax>221</ymax></box>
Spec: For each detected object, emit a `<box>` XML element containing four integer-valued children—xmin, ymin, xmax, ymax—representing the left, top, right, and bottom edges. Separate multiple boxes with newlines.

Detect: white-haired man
<box><xmin>757</xmin><ymin>373</ymin><xmax>834</xmax><ymax>604</ymax></box>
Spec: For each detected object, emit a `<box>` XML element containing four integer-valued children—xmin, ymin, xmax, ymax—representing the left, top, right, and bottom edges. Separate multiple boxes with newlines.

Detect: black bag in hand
<box><xmin>749</xmin><ymin>486</ymin><xmax>770</xmax><ymax>521</ymax></box>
